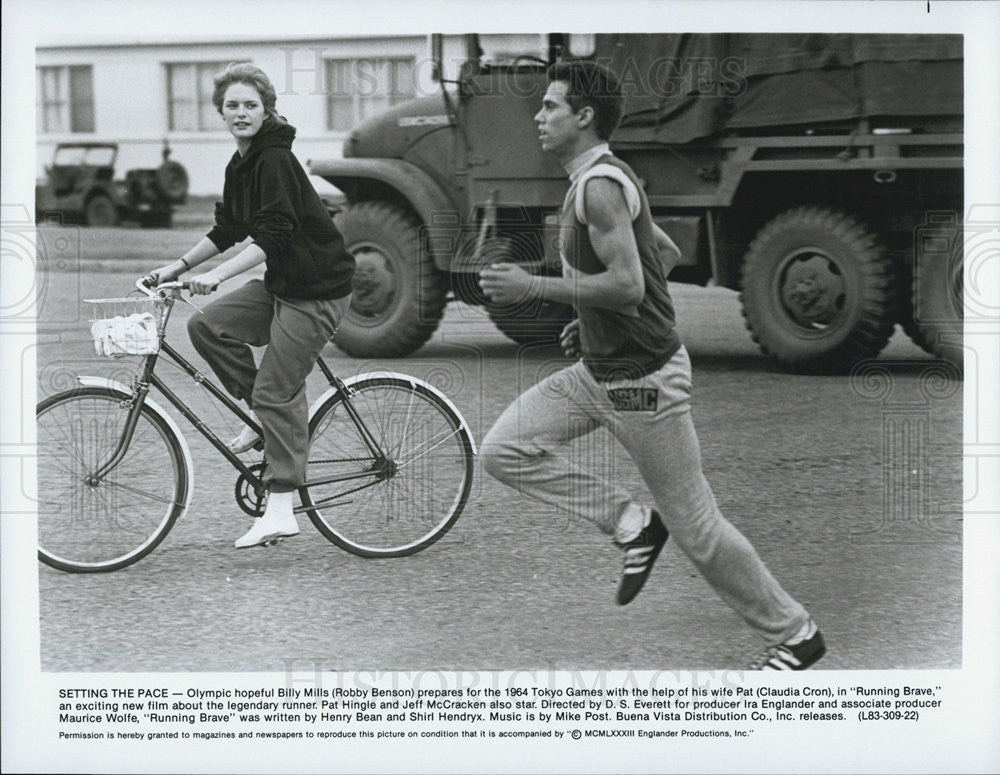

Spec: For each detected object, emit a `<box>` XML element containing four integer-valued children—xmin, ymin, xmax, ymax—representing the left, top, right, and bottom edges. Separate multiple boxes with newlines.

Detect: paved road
<box><xmin>34</xmin><ymin>263</ymin><xmax>962</xmax><ymax>671</ymax></box>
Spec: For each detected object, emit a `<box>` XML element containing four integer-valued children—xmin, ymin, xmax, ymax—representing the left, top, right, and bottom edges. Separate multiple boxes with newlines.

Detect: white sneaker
<box><xmin>227</xmin><ymin>411</ymin><xmax>262</xmax><ymax>454</ymax></box>
<box><xmin>234</xmin><ymin>491</ymin><xmax>299</xmax><ymax>549</ymax></box>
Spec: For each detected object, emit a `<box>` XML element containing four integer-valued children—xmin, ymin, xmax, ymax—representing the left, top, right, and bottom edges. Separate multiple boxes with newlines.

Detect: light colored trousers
<box><xmin>481</xmin><ymin>347</ymin><xmax>809</xmax><ymax>644</ymax></box>
<box><xmin>187</xmin><ymin>279</ymin><xmax>349</xmax><ymax>493</ymax></box>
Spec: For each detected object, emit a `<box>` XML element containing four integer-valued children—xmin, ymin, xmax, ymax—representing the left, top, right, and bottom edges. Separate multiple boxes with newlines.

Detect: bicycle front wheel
<box><xmin>302</xmin><ymin>376</ymin><xmax>475</xmax><ymax>557</ymax></box>
<box><xmin>36</xmin><ymin>387</ymin><xmax>190</xmax><ymax>572</ymax></box>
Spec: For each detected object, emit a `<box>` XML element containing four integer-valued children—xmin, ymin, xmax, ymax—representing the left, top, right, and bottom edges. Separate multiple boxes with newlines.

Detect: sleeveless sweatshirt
<box><xmin>560</xmin><ymin>153</ymin><xmax>682</xmax><ymax>381</ymax></box>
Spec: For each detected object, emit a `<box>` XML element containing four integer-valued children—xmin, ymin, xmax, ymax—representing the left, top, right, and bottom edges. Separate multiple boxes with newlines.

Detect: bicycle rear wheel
<box><xmin>36</xmin><ymin>387</ymin><xmax>190</xmax><ymax>572</ymax></box>
<box><xmin>301</xmin><ymin>376</ymin><xmax>475</xmax><ymax>557</ymax></box>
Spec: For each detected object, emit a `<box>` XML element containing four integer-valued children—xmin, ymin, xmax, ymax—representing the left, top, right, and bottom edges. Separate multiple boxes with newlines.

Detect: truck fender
<box><xmin>307</xmin><ymin>370</ymin><xmax>477</xmax><ymax>456</ymax></box>
<box><xmin>74</xmin><ymin>375</ymin><xmax>195</xmax><ymax>502</ymax></box>
<box><xmin>307</xmin><ymin>158</ymin><xmax>456</xmax><ymax>270</ymax></box>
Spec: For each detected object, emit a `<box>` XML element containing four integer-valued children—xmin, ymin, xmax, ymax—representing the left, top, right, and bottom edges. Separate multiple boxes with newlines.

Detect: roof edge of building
<box><xmin>37</xmin><ymin>33</ymin><xmax>425</xmax><ymax>50</ymax></box>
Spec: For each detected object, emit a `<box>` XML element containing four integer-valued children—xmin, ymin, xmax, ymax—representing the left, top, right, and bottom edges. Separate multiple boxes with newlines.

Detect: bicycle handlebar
<box><xmin>137</xmin><ymin>277</ymin><xmax>189</xmax><ymax>297</ymax></box>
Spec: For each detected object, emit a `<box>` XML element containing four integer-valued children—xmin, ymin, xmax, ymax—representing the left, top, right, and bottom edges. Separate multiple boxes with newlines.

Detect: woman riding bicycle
<box><xmin>151</xmin><ymin>63</ymin><xmax>355</xmax><ymax>549</ymax></box>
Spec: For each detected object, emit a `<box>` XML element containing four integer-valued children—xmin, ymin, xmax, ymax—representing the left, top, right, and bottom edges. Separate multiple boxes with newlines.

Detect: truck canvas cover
<box><xmin>596</xmin><ymin>33</ymin><xmax>963</xmax><ymax>144</ymax></box>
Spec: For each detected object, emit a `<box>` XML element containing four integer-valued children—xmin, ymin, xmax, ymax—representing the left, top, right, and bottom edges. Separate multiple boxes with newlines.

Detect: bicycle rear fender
<box><xmin>76</xmin><ymin>375</ymin><xmax>196</xmax><ymax>504</ymax></box>
<box><xmin>307</xmin><ymin>371</ymin><xmax>478</xmax><ymax>455</ymax></box>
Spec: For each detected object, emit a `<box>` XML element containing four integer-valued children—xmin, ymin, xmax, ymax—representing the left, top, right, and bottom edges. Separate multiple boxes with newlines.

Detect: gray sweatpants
<box><xmin>187</xmin><ymin>279</ymin><xmax>349</xmax><ymax>493</ymax></box>
<box><xmin>481</xmin><ymin>347</ymin><xmax>809</xmax><ymax>644</ymax></box>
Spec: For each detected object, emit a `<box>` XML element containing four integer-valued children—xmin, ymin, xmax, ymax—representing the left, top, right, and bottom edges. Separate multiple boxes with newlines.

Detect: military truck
<box><xmin>310</xmin><ymin>33</ymin><xmax>963</xmax><ymax>371</ymax></box>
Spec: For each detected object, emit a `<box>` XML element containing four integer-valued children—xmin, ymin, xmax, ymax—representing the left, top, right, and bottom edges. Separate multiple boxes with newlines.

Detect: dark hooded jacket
<box><xmin>206</xmin><ymin>119</ymin><xmax>355</xmax><ymax>300</ymax></box>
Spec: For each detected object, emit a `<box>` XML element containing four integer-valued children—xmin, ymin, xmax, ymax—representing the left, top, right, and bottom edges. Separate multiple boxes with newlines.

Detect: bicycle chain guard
<box><xmin>235</xmin><ymin>462</ymin><xmax>267</xmax><ymax>517</ymax></box>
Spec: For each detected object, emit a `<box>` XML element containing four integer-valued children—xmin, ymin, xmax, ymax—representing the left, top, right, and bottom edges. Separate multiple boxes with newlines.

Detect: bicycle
<box><xmin>36</xmin><ymin>278</ymin><xmax>477</xmax><ymax>573</ymax></box>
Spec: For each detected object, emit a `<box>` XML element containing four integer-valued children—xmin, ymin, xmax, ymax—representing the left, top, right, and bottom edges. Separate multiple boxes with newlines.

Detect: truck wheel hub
<box><xmin>777</xmin><ymin>251</ymin><xmax>845</xmax><ymax>327</ymax></box>
<box><xmin>350</xmin><ymin>246</ymin><xmax>396</xmax><ymax>317</ymax></box>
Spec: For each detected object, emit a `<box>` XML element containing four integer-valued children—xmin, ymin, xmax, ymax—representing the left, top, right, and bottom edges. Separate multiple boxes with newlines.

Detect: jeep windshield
<box><xmin>53</xmin><ymin>146</ymin><xmax>115</xmax><ymax>167</ymax></box>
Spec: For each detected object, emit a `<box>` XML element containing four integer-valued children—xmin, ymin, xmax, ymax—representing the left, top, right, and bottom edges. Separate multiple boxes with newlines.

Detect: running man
<box><xmin>479</xmin><ymin>61</ymin><xmax>825</xmax><ymax>670</ymax></box>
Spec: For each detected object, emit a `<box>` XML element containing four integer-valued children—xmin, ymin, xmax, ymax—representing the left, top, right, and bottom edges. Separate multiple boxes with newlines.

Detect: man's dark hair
<box><xmin>546</xmin><ymin>61</ymin><xmax>624</xmax><ymax>141</ymax></box>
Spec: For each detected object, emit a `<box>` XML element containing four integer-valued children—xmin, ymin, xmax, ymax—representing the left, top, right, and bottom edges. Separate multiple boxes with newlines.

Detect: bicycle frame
<box><xmin>88</xmin><ymin>287</ymin><xmax>391</xmax><ymax>508</ymax></box>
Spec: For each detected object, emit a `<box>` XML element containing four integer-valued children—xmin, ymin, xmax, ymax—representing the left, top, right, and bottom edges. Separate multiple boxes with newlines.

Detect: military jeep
<box><xmin>36</xmin><ymin>142</ymin><xmax>189</xmax><ymax>228</ymax></box>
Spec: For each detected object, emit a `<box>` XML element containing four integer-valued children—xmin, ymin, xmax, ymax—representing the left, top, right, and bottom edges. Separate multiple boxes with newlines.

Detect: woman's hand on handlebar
<box><xmin>148</xmin><ymin>259</ymin><xmax>187</xmax><ymax>286</ymax></box>
<box><xmin>188</xmin><ymin>272</ymin><xmax>223</xmax><ymax>295</ymax></box>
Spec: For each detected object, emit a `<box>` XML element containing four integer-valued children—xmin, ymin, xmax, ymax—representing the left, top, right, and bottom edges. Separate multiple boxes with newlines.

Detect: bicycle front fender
<box><xmin>75</xmin><ymin>375</ymin><xmax>196</xmax><ymax>500</ymax></box>
<box><xmin>307</xmin><ymin>371</ymin><xmax>478</xmax><ymax>455</ymax></box>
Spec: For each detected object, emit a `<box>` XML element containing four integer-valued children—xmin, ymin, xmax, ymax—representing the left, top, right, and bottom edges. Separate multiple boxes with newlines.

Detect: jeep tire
<box><xmin>140</xmin><ymin>209</ymin><xmax>173</xmax><ymax>229</ymax></box>
<box><xmin>156</xmin><ymin>160</ymin><xmax>190</xmax><ymax>205</ymax></box>
<box><xmin>85</xmin><ymin>195</ymin><xmax>118</xmax><ymax>227</ymax></box>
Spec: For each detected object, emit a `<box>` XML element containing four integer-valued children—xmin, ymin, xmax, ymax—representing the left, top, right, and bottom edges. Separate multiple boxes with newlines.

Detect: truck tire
<box><xmin>85</xmin><ymin>195</ymin><xmax>118</xmax><ymax>227</ymax></box>
<box><xmin>156</xmin><ymin>160</ymin><xmax>189</xmax><ymax>205</ymax></box>
<box><xmin>477</xmin><ymin>237</ymin><xmax>576</xmax><ymax>345</ymax></box>
<box><xmin>900</xmin><ymin>245</ymin><xmax>963</xmax><ymax>370</ymax></box>
<box><xmin>487</xmin><ymin>301</ymin><xmax>576</xmax><ymax>346</ymax></box>
<box><xmin>740</xmin><ymin>207</ymin><xmax>895</xmax><ymax>372</ymax></box>
<box><xmin>333</xmin><ymin>200</ymin><xmax>447</xmax><ymax>358</ymax></box>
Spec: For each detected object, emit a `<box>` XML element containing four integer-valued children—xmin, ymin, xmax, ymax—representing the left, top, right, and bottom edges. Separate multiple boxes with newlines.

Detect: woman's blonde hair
<box><xmin>212</xmin><ymin>63</ymin><xmax>281</xmax><ymax>121</ymax></box>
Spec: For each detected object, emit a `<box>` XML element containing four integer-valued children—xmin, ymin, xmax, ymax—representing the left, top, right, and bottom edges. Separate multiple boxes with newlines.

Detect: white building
<box><xmin>35</xmin><ymin>34</ymin><xmax>546</xmax><ymax>196</ymax></box>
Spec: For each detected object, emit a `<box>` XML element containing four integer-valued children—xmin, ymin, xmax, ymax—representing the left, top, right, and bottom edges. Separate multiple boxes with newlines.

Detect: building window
<box><xmin>167</xmin><ymin>61</ymin><xmax>248</xmax><ymax>131</ymax></box>
<box><xmin>325</xmin><ymin>57</ymin><xmax>416</xmax><ymax>132</ymax></box>
<box><xmin>37</xmin><ymin>66</ymin><xmax>94</xmax><ymax>133</ymax></box>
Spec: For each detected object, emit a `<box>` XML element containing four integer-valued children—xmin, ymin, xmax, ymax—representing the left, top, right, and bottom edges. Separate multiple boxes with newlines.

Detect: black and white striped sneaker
<box><xmin>614</xmin><ymin>510</ymin><xmax>669</xmax><ymax>605</ymax></box>
<box><xmin>748</xmin><ymin>619</ymin><xmax>826</xmax><ymax>670</ymax></box>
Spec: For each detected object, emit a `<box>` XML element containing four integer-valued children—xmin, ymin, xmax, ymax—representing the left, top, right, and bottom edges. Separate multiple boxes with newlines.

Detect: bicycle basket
<box><xmin>86</xmin><ymin>296</ymin><xmax>164</xmax><ymax>357</ymax></box>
